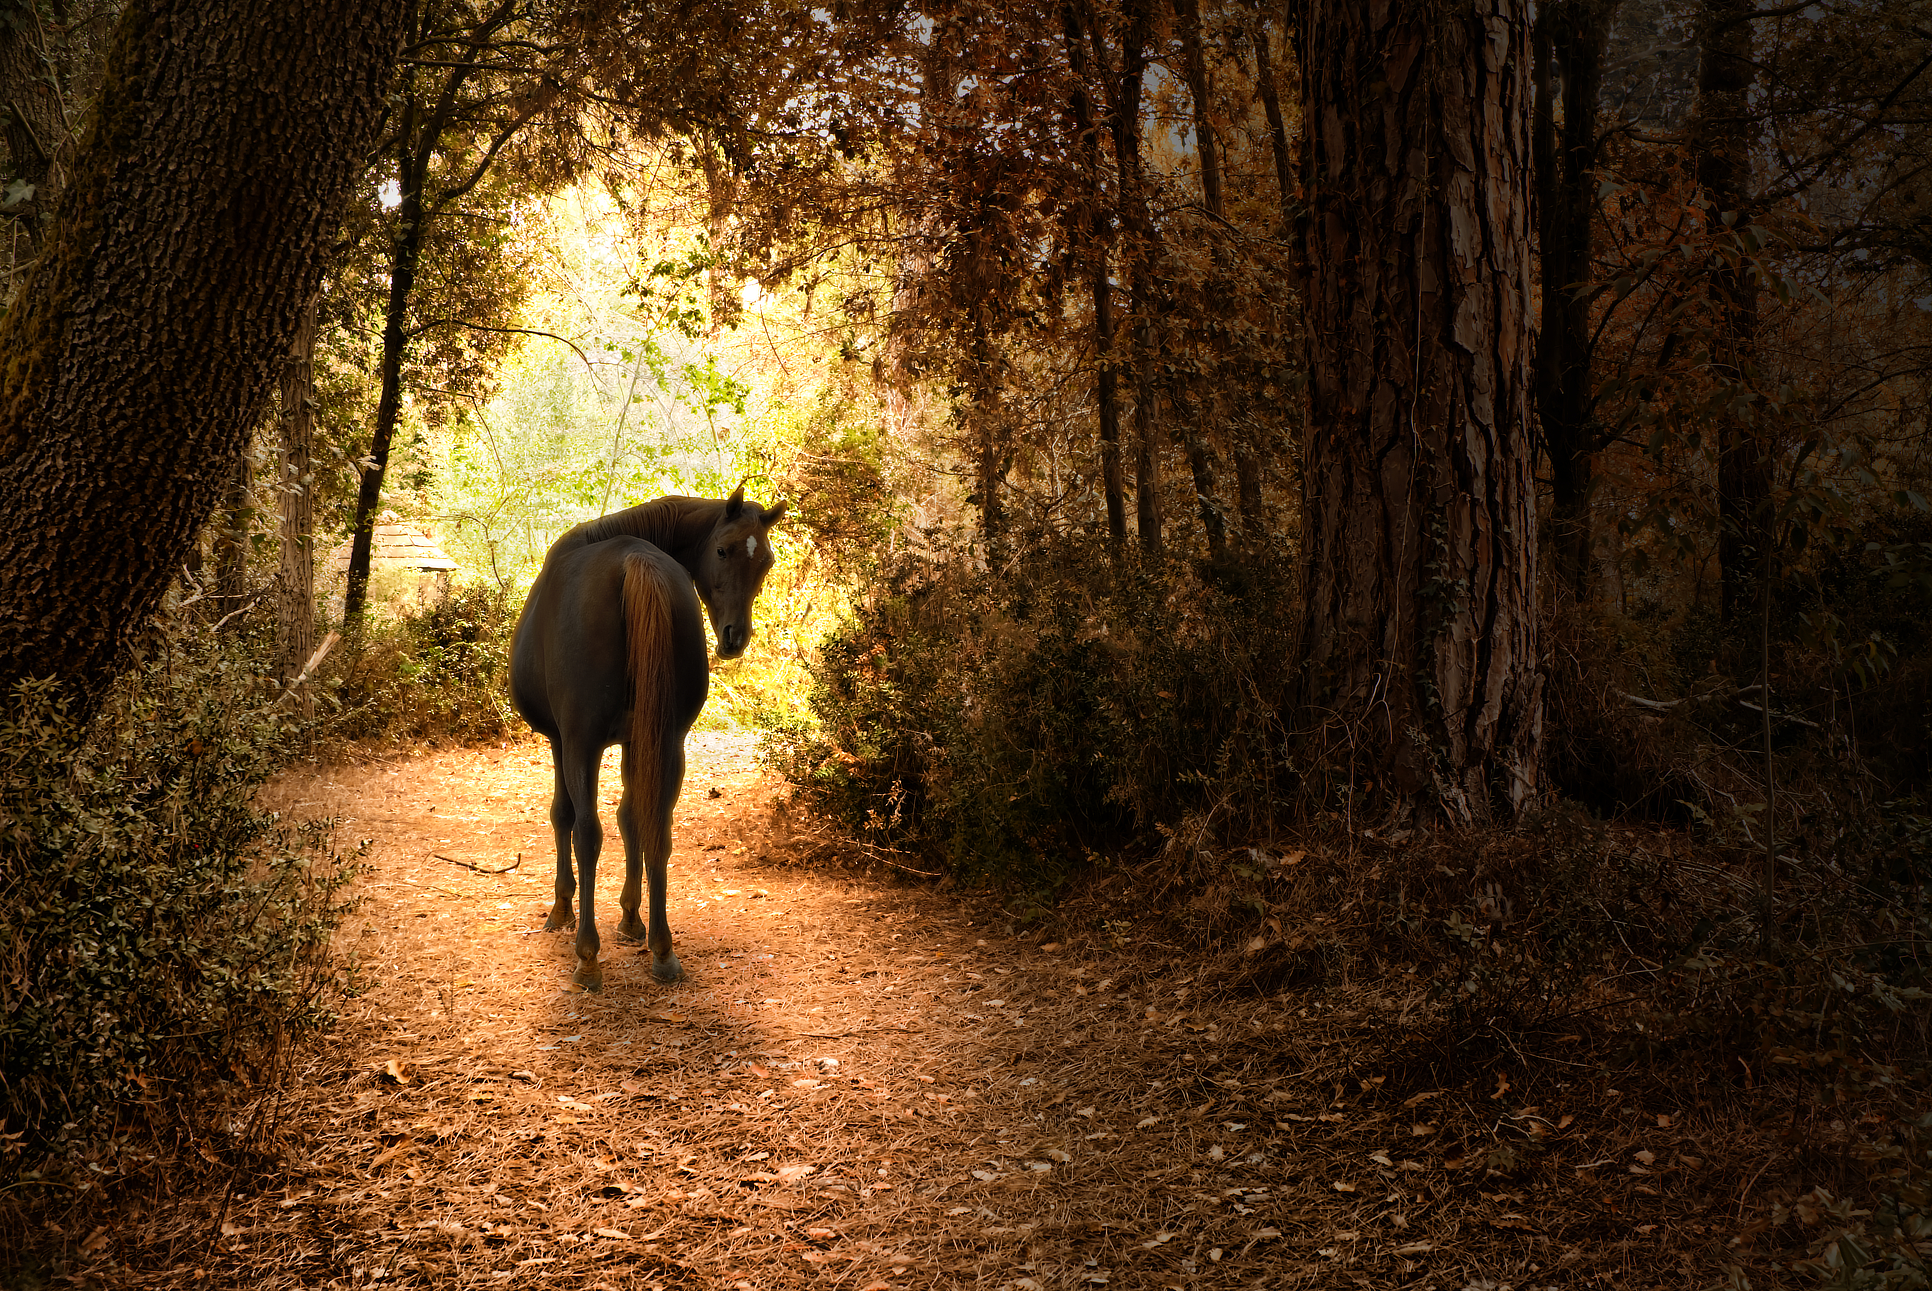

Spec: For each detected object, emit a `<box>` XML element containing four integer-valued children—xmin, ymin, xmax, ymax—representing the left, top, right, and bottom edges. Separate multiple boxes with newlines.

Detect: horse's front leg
<box><xmin>542</xmin><ymin>741</ymin><xmax>576</xmax><ymax>932</ymax></box>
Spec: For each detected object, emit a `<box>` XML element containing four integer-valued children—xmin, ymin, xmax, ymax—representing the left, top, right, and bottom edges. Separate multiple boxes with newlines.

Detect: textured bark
<box><xmin>1535</xmin><ymin>1</ymin><xmax>1617</xmax><ymax>599</ymax></box>
<box><xmin>276</xmin><ymin>298</ymin><xmax>318</xmax><ymax>716</ymax></box>
<box><xmin>1292</xmin><ymin>0</ymin><xmax>1543</xmax><ymax>822</ymax></box>
<box><xmin>1687</xmin><ymin>0</ymin><xmax>1768</xmax><ymax>627</ymax></box>
<box><xmin>0</xmin><ymin>0</ymin><xmax>405</xmax><ymax>702</ymax></box>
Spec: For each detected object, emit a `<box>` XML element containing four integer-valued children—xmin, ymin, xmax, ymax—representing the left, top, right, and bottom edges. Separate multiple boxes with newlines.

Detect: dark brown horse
<box><xmin>510</xmin><ymin>486</ymin><xmax>786</xmax><ymax>991</ymax></box>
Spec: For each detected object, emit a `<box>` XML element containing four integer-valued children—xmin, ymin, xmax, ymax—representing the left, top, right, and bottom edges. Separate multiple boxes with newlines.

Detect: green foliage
<box><xmin>325</xmin><ymin>583</ymin><xmax>517</xmax><ymax>746</ymax></box>
<box><xmin>772</xmin><ymin>539</ymin><xmax>1297</xmax><ymax>886</ymax></box>
<box><xmin>0</xmin><ymin>633</ymin><xmax>361</xmax><ymax>1170</ymax></box>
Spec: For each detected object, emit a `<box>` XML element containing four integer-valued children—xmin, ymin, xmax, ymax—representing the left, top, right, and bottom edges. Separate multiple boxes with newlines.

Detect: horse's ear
<box><xmin>760</xmin><ymin>500</ymin><xmax>789</xmax><ymax>527</ymax></box>
<box><xmin>725</xmin><ymin>479</ymin><xmax>748</xmax><ymax>517</ymax></box>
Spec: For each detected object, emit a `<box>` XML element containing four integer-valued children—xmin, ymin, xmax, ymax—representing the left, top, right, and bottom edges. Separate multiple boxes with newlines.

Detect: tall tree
<box><xmin>1292</xmin><ymin>0</ymin><xmax>1543</xmax><ymax>823</ymax></box>
<box><xmin>340</xmin><ymin>0</ymin><xmax>578</xmax><ymax>625</ymax></box>
<box><xmin>0</xmin><ymin>0</ymin><xmax>405</xmax><ymax>703</ymax></box>
<box><xmin>1535</xmin><ymin>0</ymin><xmax>1618</xmax><ymax>599</ymax></box>
<box><xmin>1685</xmin><ymin>0</ymin><xmax>1768</xmax><ymax>628</ymax></box>
<box><xmin>276</xmin><ymin>298</ymin><xmax>320</xmax><ymax>715</ymax></box>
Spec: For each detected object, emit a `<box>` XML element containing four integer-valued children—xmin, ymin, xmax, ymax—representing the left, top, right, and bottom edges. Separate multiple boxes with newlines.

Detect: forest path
<box><xmin>162</xmin><ymin>738</ymin><xmax>1646</xmax><ymax>1291</ymax></box>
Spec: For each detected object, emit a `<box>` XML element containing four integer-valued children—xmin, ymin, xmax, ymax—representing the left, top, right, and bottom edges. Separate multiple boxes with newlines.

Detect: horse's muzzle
<box><xmin>719</xmin><ymin>624</ymin><xmax>749</xmax><ymax>657</ymax></box>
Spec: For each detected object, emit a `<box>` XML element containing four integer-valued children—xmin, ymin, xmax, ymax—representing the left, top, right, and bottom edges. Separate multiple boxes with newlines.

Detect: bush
<box><xmin>0</xmin><ymin>629</ymin><xmax>361</xmax><ymax>1179</ymax></box>
<box><xmin>771</xmin><ymin>538</ymin><xmax>1298</xmax><ymax>888</ymax></box>
<box><xmin>325</xmin><ymin>582</ymin><xmax>517</xmax><ymax>746</ymax></box>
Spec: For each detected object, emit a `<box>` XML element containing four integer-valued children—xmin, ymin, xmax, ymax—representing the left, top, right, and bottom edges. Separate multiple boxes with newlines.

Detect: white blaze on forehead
<box><xmin>746</xmin><ymin>535</ymin><xmax>758</xmax><ymax>557</ymax></box>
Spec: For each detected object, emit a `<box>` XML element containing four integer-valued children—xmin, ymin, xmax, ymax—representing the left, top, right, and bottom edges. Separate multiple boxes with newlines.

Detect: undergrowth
<box><xmin>0</xmin><ymin>625</ymin><xmax>363</xmax><ymax>1204</ymax></box>
<box><xmin>324</xmin><ymin>583</ymin><xmax>516</xmax><ymax>747</ymax></box>
<box><xmin>768</xmin><ymin>537</ymin><xmax>1298</xmax><ymax>890</ymax></box>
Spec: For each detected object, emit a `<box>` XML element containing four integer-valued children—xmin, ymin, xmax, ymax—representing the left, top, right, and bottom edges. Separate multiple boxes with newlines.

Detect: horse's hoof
<box><xmin>650</xmin><ymin>952</ymin><xmax>684</xmax><ymax>984</ymax></box>
<box><xmin>543</xmin><ymin>904</ymin><xmax>575</xmax><ymax>933</ymax></box>
<box><xmin>574</xmin><ymin>957</ymin><xmax>604</xmax><ymax>992</ymax></box>
<box><xmin>616</xmin><ymin>916</ymin><xmax>647</xmax><ymax>943</ymax></box>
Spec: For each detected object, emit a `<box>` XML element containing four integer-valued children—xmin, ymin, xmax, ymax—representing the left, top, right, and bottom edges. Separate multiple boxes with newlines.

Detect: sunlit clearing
<box><xmin>413</xmin><ymin>157</ymin><xmax>860</xmax><ymax>734</ymax></box>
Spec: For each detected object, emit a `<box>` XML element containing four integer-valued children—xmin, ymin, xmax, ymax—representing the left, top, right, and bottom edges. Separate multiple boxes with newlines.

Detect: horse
<box><xmin>509</xmin><ymin>485</ymin><xmax>787</xmax><ymax>991</ymax></box>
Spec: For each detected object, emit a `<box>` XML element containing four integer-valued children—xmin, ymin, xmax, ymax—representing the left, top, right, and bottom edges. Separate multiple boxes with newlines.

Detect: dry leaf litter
<box><xmin>56</xmin><ymin>734</ymin><xmax>1732</xmax><ymax>1289</ymax></box>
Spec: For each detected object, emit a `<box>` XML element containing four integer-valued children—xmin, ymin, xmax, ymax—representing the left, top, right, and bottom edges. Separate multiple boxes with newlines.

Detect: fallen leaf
<box><xmin>594</xmin><ymin>1227</ymin><xmax>629</xmax><ymax>1240</ymax></box>
<box><xmin>1332</xmin><ymin>1180</ymin><xmax>1356</xmax><ymax>1193</ymax></box>
<box><xmin>1402</xmin><ymin>1090</ymin><xmax>1442</xmax><ymax>1109</ymax></box>
<box><xmin>1141</xmin><ymin>1231</ymin><xmax>1177</xmax><ymax>1249</ymax></box>
<box><xmin>79</xmin><ymin>1227</ymin><xmax>110</xmax><ymax>1256</ymax></box>
<box><xmin>1391</xmin><ymin>1241</ymin><xmax>1434</xmax><ymax>1255</ymax></box>
<box><xmin>381</xmin><ymin>1059</ymin><xmax>410</xmax><ymax>1086</ymax></box>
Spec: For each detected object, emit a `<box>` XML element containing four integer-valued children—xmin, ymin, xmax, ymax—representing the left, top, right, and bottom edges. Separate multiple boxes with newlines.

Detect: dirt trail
<box><xmin>123</xmin><ymin>737</ymin><xmax>1688</xmax><ymax>1290</ymax></box>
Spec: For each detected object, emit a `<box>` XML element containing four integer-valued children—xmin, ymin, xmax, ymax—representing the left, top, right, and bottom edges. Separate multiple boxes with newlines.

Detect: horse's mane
<box><xmin>550</xmin><ymin>496</ymin><xmax>726</xmax><ymax>565</ymax></box>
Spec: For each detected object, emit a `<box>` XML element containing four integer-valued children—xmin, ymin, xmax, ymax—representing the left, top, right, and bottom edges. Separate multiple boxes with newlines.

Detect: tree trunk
<box><xmin>1174</xmin><ymin>0</ymin><xmax>1231</xmax><ymax>562</ymax></box>
<box><xmin>1098</xmin><ymin>0</ymin><xmax>1162</xmax><ymax>557</ymax></box>
<box><xmin>342</xmin><ymin>122</ymin><xmax>424</xmax><ymax>627</ymax></box>
<box><xmin>1249</xmin><ymin>21</ymin><xmax>1295</xmax><ymax>230</ymax></box>
<box><xmin>1175</xmin><ymin>0</ymin><xmax>1221</xmax><ymax>217</ymax></box>
<box><xmin>0</xmin><ymin>2</ymin><xmax>67</xmax><ymax>257</ymax></box>
<box><xmin>1064</xmin><ymin>1</ymin><xmax>1127</xmax><ymax>555</ymax></box>
<box><xmin>1536</xmin><ymin>1</ymin><xmax>1617</xmax><ymax>600</ymax></box>
<box><xmin>1687</xmin><ymin>0</ymin><xmax>1767</xmax><ymax>629</ymax></box>
<box><xmin>0</xmin><ymin>0</ymin><xmax>405</xmax><ymax>704</ymax></box>
<box><xmin>277</xmin><ymin>297</ymin><xmax>318</xmax><ymax>716</ymax></box>
<box><xmin>213</xmin><ymin>447</ymin><xmax>252</xmax><ymax>622</ymax></box>
<box><xmin>1292</xmin><ymin>0</ymin><xmax>1543</xmax><ymax>823</ymax></box>
<box><xmin>970</xmin><ymin>305</ymin><xmax>1005</xmax><ymax>553</ymax></box>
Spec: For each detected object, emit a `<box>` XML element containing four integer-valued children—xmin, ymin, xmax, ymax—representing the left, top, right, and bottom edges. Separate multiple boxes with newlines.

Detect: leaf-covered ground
<box><xmin>70</xmin><ymin>736</ymin><xmax>1746</xmax><ymax>1289</ymax></box>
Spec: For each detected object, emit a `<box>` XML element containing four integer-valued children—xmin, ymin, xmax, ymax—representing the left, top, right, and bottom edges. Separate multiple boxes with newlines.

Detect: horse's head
<box><xmin>695</xmin><ymin>484</ymin><xmax>787</xmax><ymax>659</ymax></box>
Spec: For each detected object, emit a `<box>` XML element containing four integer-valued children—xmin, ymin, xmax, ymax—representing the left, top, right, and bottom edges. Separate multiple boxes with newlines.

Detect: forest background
<box><xmin>2</xmin><ymin>0</ymin><xmax>1932</xmax><ymax>1283</ymax></box>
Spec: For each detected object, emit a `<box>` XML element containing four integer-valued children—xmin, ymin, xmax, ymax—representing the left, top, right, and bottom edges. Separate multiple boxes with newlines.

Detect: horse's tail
<box><xmin>621</xmin><ymin>552</ymin><xmax>677</xmax><ymax>842</ymax></box>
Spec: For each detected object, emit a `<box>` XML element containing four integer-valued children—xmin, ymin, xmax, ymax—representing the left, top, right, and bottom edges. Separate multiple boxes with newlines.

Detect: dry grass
<box><xmin>13</xmin><ymin>737</ymin><xmax>1856</xmax><ymax>1289</ymax></box>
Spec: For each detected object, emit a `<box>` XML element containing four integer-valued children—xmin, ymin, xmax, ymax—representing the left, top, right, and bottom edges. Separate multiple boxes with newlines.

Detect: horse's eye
<box><xmin>716</xmin><ymin>547</ymin><xmax>728</xmax><ymax>558</ymax></box>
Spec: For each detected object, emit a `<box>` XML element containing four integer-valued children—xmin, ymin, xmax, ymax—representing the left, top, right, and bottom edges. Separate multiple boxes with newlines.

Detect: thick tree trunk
<box><xmin>1064</xmin><ymin>1</ymin><xmax>1127</xmax><ymax>555</ymax></box>
<box><xmin>277</xmin><ymin>298</ymin><xmax>318</xmax><ymax>716</ymax></box>
<box><xmin>1536</xmin><ymin>1</ymin><xmax>1617</xmax><ymax>600</ymax></box>
<box><xmin>1292</xmin><ymin>0</ymin><xmax>1543</xmax><ymax>823</ymax></box>
<box><xmin>0</xmin><ymin>0</ymin><xmax>405</xmax><ymax>703</ymax></box>
<box><xmin>1687</xmin><ymin>0</ymin><xmax>1767</xmax><ymax>628</ymax></box>
<box><xmin>343</xmin><ymin>131</ymin><xmax>424</xmax><ymax>627</ymax></box>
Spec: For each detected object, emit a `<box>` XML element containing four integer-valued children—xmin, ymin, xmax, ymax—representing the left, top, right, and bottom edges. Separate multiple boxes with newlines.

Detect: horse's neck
<box><xmin>566</xmin><ymin>497</ymin><xmax>721</xmax><ymax>566</ymax></box>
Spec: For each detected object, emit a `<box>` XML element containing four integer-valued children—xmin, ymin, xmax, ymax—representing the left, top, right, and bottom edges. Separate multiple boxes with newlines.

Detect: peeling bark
<box><xmin>1292</xmin><ymin>0</ymin><xmax>1543</xmax><ymax>823</ymax></box>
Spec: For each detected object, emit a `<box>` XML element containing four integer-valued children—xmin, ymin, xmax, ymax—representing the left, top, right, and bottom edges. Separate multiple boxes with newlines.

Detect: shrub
<box><xmin>325</xmin><ymin>582</ymin><xmax>517</xmax><ymax>746</ymax></box>
<box><xmin>0</xmin><ymin>629</ymin><xmax>361</xmax><ymax>1180</ymax></box>
<box><xmin>771</xmin><ymin>538</ymin><xmax>1298</xmax><ymax>887</ymax></box>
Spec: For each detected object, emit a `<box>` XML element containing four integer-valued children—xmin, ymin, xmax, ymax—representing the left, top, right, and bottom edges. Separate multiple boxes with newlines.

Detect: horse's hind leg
<box><xmin>556</xmin><ymin>740</ymin><xmax>607</xmax><ymax>991</ymax></box>
<box><xmin>614</xmin><ymin>740</ymin><xmax>646</xmax><ymax>945</ymax></box>
<box><xmin>641</xmin><ymin>735</ymin><xmax>686</xmax><ymax>983</ymax></box>
<box><xmin>543</xmin><ymin>740</ymin><xmax>576</xmax><ymax>932</ymax></box>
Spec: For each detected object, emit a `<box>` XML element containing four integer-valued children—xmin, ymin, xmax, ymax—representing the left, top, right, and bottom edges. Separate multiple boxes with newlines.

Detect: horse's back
<box><xmin>510</xmin><ymin>538</ymin><xmax>708</xmax><ymax>748</ymax></box>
